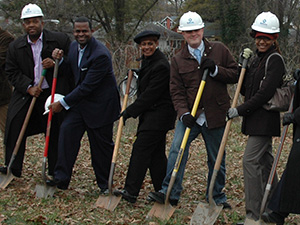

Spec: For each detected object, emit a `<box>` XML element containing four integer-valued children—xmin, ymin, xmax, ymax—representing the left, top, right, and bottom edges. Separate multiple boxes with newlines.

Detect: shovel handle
<box><xmin>7</xmin><ymin>69</ymin><xmax>47</xmax><ymax>169</ymax></box>
<box><xmin>174</xmin><ymin>69</ymin><xmax>208</xmax><ymax>173</ymax></box>
<box><xmin>107</xmin><ymin>70</ymin><xmax>134</xmax><ymax>193</ymax></box>
<box><xmin>112</xmin><ymin>70</ymin><xmax>133</xmax><ymax>163</ymax></box>
<box><xmin>208</xmin><ymin>58</ymin><xmax>248</xmax><ymax>205</ymax></box>
<box><xmin>43</xmin><ymin>59</ymin><xmax>60</xmax><ymax>158</ymax></box>
<box><xmin>214</xmin><ymin>62</ymin><xmax>247</xmax><ymax>169</ymax></box>
<box><xmin>165</xmin><ymin>69</ymin><xmax>208</xmax><ymax>205</ymax></box>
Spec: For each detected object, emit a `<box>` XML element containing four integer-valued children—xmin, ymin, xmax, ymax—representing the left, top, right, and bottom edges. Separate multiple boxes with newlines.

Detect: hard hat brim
<box><xmin>251</xmin><ymin>24</ymin><xmax>280</xmax><ymax>34</ymax></box>
<box><xmin>179</xmin><ymin>24</ymin><xmax>205</xmax><ymax>31</ymax></box>
<box><xmin>21</xmin><ymin>14</ymin><xmax>44</xmax><ymax>19</ymax></box>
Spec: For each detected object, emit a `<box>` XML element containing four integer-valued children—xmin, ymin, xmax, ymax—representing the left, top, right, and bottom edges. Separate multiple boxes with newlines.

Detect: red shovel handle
<box><xmin>43</xmin><ymin>59</ymin><xmax>59</xmax><ymax>157</ymax></box>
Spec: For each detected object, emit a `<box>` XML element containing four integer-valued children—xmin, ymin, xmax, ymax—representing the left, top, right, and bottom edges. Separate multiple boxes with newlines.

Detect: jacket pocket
<box><xmin>178</xmin><ymin>66</ymin><xmax>200</xmax><ymax>88</ymax></box>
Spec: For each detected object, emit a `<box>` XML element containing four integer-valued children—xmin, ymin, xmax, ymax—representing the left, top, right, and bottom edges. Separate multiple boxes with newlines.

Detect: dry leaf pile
<box><xmin>0</xmin><ymin>118</ymin><xmax>299</xmax><ymax>224</ymax></box>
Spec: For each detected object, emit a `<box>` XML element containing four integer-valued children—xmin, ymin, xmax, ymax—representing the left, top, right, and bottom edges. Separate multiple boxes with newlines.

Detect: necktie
<box><xmin>194</xmin><ymin>49</ymin><xmax>201</xmax><ymax>63</ymax></box>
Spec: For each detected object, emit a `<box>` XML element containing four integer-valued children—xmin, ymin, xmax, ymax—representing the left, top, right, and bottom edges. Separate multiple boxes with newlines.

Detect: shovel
<box><xmin>95</xmin><ymin>69</ymin><xmax>134</xmax><ymax>211</ymax></box>
<box><xmin>190</xmin><ymin>58</ymin><xmax>249</xmax><ymax>225</ymax></box>
<box><xmin>0</xmin><ymin>69</ymin><xmax>47</xmax><ymax>189</ymax></box>
<box><xmin>147</xmin><ymin>69</ymin><xmax>209</xmax><ymax>221</ymax></box>
<box><xmin>259</xmin><ymin>95</ymin><xmax>294</xmax><ymax>220</ymax></box>
<box><xmin>34</xmin><ymin>60</ymin><xmax>59</xmax><ymax>198</ymax></box>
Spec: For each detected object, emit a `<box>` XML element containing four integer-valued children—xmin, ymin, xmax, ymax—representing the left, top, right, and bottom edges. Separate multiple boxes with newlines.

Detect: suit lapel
<box><xmin>69</xmin><ymin>44</ymin><xmax>80</xmax><ymax>85</ymax></box>
<box><xmin>22</xmin><ymin>38</ymin><xmax>35</xmax><ymax>80</ymax></box>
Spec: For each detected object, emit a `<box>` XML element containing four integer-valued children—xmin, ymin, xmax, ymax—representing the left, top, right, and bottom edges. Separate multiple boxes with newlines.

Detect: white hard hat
<box><xmin>251</xmin><ymin>11</ymin><xmax>280</xmax><ymax>34</ymax></box>
<box><xmin>20</xmin><ymin>3</ymin><xmax>44</xmax><ymax>19</ymax></box>
<box><xmin>179</xmin><ymin>11</ymin><xmax>205</xmax><ymax>31</ymax></box>
<box><xmin>43</xmin><ymin>94</ymin><xmax>64</xmax><ymax>115</ymax></box>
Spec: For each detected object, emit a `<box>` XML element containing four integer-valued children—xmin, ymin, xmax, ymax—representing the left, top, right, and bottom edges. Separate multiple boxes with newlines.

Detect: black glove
<box><xmin>120</xmin><ymin>110</ymin><xmax>131</xmax><ymax>126</ymax></box>
<box><xmin>201</xmin><ymin>58</ymin><xmax>216</xmax><ymax>74</ymax></box>
<box><xmin>293</xmin><ymin>69</ymin><xmax>300</xmax><ymax>81</ymax></box>
<box><xmin>182</xmin><ymin>114</ymin><xmax>196</xmax><ymax>128</ymax></box>
<box><xmin>282</xmin><ymin>112</ymin><xmax>295</xmax><ymax>126</ymax></box>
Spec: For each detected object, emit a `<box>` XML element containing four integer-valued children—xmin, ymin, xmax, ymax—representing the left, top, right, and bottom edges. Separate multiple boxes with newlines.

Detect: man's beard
<box><xmin>29</xmin><ymin>33</ymin><xmax>41</xmax><ymax>41</ymax></box>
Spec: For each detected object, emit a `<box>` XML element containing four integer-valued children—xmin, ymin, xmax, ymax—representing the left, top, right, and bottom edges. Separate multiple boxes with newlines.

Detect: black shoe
<box><xmin>218</xmin><ymin>201</ymin><xmax>232</xmax><ymax>209</ymax></box>
<box><xmin>113</xmin><ymin>189</ymin><xmax>137</xmax><ymax>203</ymax></box>
<box><xmin>0</xmin><ymin>166</ymin><xmax>7</xmax><ymax>174</ymax></box>
<box><xmin>46</xmin><ymin>178</ymin><xmax>68</xmax><ymax>190</ymax></box>
<box><xmin>0</xmin><ymin>166</ymin><xmax>21</xmax><ymax>178</ymax></box>
<box><xmin>146</xmin><ymin>195</ymin><xmax>155</xmax><ymax>202</ymax></box>
<box><xmin>261</xmin><ymin>212</ymin><xmax>285</xmax><ymax>225</ymax></box>
<box><xmin>148</xmin><ymin>191</ymin><xmax>178</xmax><ymax>206</ymax></box>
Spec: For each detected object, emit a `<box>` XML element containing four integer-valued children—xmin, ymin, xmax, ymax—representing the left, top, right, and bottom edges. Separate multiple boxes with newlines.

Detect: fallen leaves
<box><xmin>0</xmin><ymin>119</ymin><xmax>299</xmax><ymax>224</ymax></box>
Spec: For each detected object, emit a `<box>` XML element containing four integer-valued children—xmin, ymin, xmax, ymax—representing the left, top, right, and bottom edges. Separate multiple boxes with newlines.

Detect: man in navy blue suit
<box><xmin>47</xmin><ymin>17</ymin><xmax>120</xmax><ymax>193</ymax></box>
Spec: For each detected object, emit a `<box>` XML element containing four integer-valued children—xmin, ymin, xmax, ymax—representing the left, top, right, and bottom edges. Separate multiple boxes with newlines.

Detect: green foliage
<box><xmin>182</xmin><ymin>0</ymin><xmax>219</xmax><ymax>22</ymax></box>
<box><xmin>218</xmin><ymin>0</ymin><xmax>246</xmax><ymax>44</ymax></box>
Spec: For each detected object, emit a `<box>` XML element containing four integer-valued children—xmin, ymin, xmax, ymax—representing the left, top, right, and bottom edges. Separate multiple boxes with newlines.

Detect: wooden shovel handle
<box><xmin>214</xmin><ymin>62</ymin><xmax>247</xmax><ymax>171</ymax></box>
<box><xmin>207</xmin><ymin>58</ymin><xmax>248</xmax><ymax>205</ymax></box>
<box><xmin>8</xmin><ymin>69</ymin><xmax>47</xmax><ymax>169</ymax></box>
<box><xmin>111</xmin><ymin>70</ymin><xmax>134</xmax><ymax>163</ymax></box>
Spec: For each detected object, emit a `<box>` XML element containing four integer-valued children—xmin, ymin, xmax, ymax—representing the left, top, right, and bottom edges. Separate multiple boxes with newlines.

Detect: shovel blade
<box><xmin>190</xmin><ymin>202</ymin><xmax>223</xmax><ymax>225</ymax></box>
<box><xmin>34</xmin><ymin>184</ymin><xmax>56</xmax><ymax>198</ymax></box>
<box><xmin>95</xmin><ymin>194</ymin><xmax>122</xmax><ymax>211</ymax></box>
<box><xmin>147</xmin><ymin>202</ymin><xmax>176</xmax><ymax>221</ymax></box>
<box><xmin>0</xmin><ymin>172</ymin><xmax>14</xmax><ymax>189</ymax></box>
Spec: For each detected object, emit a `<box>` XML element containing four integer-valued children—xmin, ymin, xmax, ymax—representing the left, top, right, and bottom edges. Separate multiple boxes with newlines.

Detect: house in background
<box><xmin>137</xmin><ymin>16</ymin><xmax>222</xmax><ymax>57</ymax></box>
<box><xmin>137</xmin><ymin>22</ymin><xmax>184</xmax><ymax>58</ymax></box>
<box><xmin>160</xmin><ymin>15</ymin><xmax>177</xmax><ymax>30</ymax></box>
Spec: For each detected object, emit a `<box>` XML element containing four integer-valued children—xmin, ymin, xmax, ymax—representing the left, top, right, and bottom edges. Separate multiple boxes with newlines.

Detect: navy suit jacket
<box><xmin>63</xmin><ymin>37</ymin><xmax>120</xmax><ymax>128</ymax></box>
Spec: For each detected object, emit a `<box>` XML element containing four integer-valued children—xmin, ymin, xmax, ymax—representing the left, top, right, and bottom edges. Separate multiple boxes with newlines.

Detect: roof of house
<box><xmin>137</xmin><ymin>22</ymin><xmax>184</xmax><ymax>40</ymax></box>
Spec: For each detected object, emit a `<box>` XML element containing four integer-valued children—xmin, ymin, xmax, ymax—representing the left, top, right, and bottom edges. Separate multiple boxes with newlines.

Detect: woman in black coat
<box><xmin>262</xmin><ymin>70</ymin><xmax>300</xmax><ymax>225</ymax></box>
<box><xmin>114</xmin><ymin>30</ymin><xmax>176</xmax><ymax>203</ymax></box>
<box><xmin>227</xmin><ymin>12</ymin><xmax>285</xmax><ymax>223</ymax></box>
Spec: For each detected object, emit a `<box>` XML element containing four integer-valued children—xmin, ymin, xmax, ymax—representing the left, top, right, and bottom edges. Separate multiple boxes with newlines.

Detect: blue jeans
<box><xmin>160</xmin><ymin>120</ymin><xmax>227</xmax><ymax>204</ymax></box>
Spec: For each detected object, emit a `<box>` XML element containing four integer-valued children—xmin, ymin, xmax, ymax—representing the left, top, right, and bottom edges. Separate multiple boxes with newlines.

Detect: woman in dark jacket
<box><xmin>261</xmin><ymin>70</ymin><xmax>300</xmax><ymax>225</ymax></box>
<box><xmin>114</xmin><ymin>30</ymin><xmax>176</xmax><ymax>203</ymax></box>
<box><xmin>227</xmin><ymin>12</ymin><xmax>285</xmax><ymax>224</ymax></box>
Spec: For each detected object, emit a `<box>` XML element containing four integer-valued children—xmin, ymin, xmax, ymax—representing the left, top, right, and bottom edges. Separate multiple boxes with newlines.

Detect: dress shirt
<box><xmin>27</xmin><ymin>33</ymin><xmax>49</xmax><ymax>89</ymax></box>
<box><xmin>60</xmin><ymin>44</ymin><xmax>87</xmax><ymax>110</ymax></box>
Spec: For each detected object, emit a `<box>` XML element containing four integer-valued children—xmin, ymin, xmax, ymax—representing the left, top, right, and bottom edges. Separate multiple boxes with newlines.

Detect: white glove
<box><xmin>227</xmin><ymin>108</ymin><xmax>239</xmax><ymax>120</ymax></box>
<box><xmin>242</xmin><ymin>48</ymin><xmax>253</xmax><ymax>59</ymax></box>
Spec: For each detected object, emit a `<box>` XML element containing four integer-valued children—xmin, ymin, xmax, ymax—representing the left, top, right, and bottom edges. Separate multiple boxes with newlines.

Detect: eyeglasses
<box><xmin>255</xmin><ymin>37</ymin><xmax>272</xmax><ymax>42</ymax></box>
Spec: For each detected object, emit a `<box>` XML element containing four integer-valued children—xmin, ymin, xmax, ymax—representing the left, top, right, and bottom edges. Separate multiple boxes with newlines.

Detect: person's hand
<box><xmin>182</xmin><ymin>114</ymin><xmax>196</xmax><ymax>128</ymax></box>
<box><xmin>239</xmin><ymin>48</ymin><xmax>253</xmax><ymax>65</ymax></box>
<box><xmin>227</xmin><ymin>108</ymin><xmax>239</xmax><ymax>120</ymax></box>
<box><xmin>242</xmin><ymin>48</ymin><xmax>253</xmax><ymax>59</ymax></box>
<box><xmin>201</xmin><ymin>58</ymin><xmax>216</xmax><ymax>74</ymax></box>
<box><xmin>282</xmin><ymin>112</ymin><xmax>295</xmax><ymax>126</ymax></box>
<box><xmin>42</xmin><ymin>57</ymin><xmax>56</xmax><ymax>69</ymax></box>
<box><xmin>27</xmin><ymin>86</ymin><xmax>42</xmax><ymax>97</ymax></box>
<box><xmin>52</xmin><ymin>48</ymin><xmax>64</xmax><ymax>60</ymax></box>
<box><xmin>49</xmin><ymin>101</ymin><xmax>63</xmax><ymax>114</ymax></box>
<box><xmin>120</xmin><ymin>110</ymin><xmax>131</xmax><ymax>126</ymax></box>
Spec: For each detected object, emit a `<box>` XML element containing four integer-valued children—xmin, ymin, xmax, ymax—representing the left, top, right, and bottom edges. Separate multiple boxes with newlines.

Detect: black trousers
<box><xmin>5</xmin><ymin>89</ymin><xmax>62</xmax><ymax>175</ymax></box>
<box><xmin>124</xmin><ymin>130</ymin><xmax>168</xmax><ymax>196</ymax></box>
<box><xmin>54</xmin><ymin>109</ymin><xmax>114</xmax><ymax>189</ymax></box>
